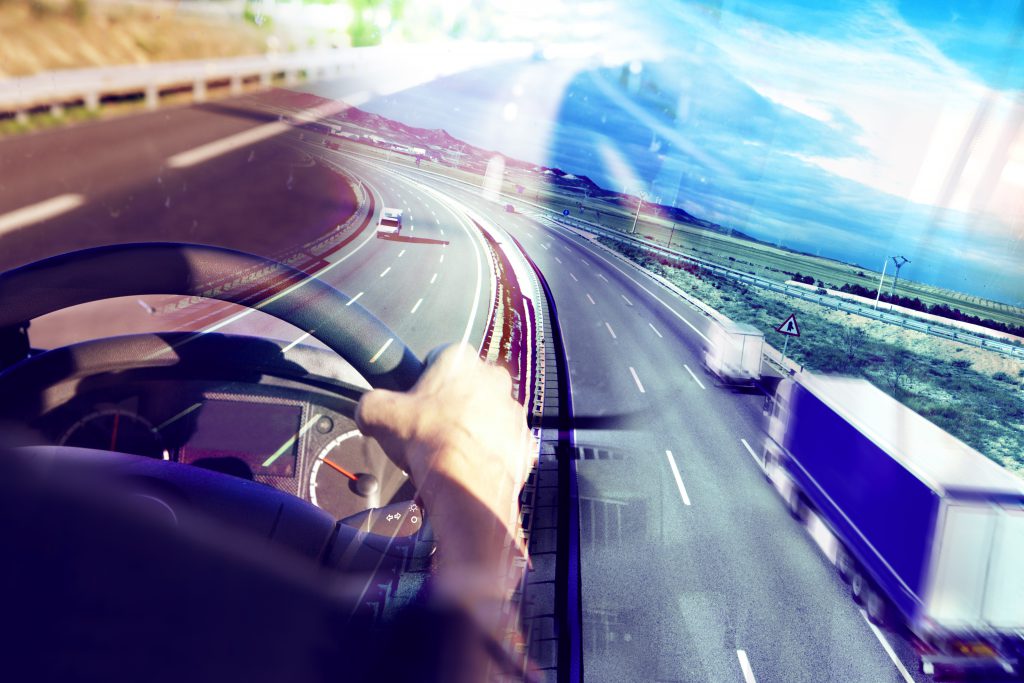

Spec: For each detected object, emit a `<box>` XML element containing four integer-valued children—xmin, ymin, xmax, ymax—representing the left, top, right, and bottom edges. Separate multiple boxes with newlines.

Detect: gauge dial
<box><xmin>60</xmin><ymin>408</ymin><xmax>166</xmax><ymax>459</ymax></box>
<box><xmin>309</xmin><ymin>429</ymin><xmax>410</xmax><ymax>520</ymax></box>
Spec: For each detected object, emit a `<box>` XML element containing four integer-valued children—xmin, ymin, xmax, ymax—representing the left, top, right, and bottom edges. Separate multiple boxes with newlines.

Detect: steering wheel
<box><xmin>0</xmin><ymin>243</ymin><xmax>431</xmax><ymax>572</ymax></box>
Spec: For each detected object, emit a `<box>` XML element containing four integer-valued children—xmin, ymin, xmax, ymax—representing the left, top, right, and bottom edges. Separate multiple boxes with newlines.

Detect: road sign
<box><xmin>776</xmin><ymin>313</ymin><xmax>801</xmax><ymax>337</ymax></box>
<box><xmin>562</xmin><ymin>209</ymin><xmax>570</xmax><ymax>216</ymax></box>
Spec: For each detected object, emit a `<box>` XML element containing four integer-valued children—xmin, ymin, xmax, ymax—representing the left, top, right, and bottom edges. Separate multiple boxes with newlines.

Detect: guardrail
<box><xmin>0</xmin><ymin>42</ymin><xmax>532</xmax><ymax>120</ymax></box>
<box><xmin>543</xmin><ymin>213</ymin><xmax>1024</xmax><ymax>360</ymax></box>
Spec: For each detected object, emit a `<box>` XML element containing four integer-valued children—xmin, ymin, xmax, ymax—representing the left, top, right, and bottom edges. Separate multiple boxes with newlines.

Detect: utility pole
<box><xmin>629</xmin><ymin>192</ymin><xmax>647</xmax><ymax>234</ymax></box>
<box><xmin>889</xmin><ymin>255</ymin><xmax>910</xmax><ymax>307</ymax></box>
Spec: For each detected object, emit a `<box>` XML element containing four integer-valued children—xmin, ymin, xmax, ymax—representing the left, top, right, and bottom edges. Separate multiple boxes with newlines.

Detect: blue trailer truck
<box><xmin>763</xmin><ymin>375</ymin><xmax>1024</xmax><ymax>679</ymax></box>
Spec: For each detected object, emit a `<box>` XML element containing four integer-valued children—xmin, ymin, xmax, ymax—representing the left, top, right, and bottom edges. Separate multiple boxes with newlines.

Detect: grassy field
<box><xmin>605</xmin><ymin>238</ymin><xmax>1024</xmax><ymax>475</ymax></box>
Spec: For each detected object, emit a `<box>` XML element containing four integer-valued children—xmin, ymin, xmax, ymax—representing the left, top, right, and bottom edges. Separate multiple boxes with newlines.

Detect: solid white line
<box><xmin>570</xmin><ymin>272</ymin><xmax>578</xmax><ymax>282</ymax></box>
<box><xmin>0</xmin><ymin>193</ymin><xmax>84</xmax><ymax>235</ymax></box>
<box><xmin>430</xmin><ymin>273</ymin><xmax>438</xmax><ymax>284</ymax></box>
<box><xmin>379</xmin><ymin>267</ymin><xmax>391</xmax><ymax>278</ymax></box>
<box><xmin>629</xmin><ymin>366</ymin><xmax>645</xmax><ymax>393</ymax></box>
<box><xmin>410</xmin><ymin>297</ymin><xmax>423</xmax><ymax>314</ymax></box>
<box><xmin>664</xmin><ymin>450</ymin><xmax>690</xmax><ymax>505</ymax></box>
<box><xmin>605</xmin><ymin>322</ymin><xmax>617</xmax><ymax>339</ymax></box>
<box><xmin>597</xmin><ymin>273</ymin><xmax>609</xmax><ymax>282</ymax></box>
<box><xmin>649</xmin><ymin>322</ymin><xmax>663</xmax><ymax>338</ymax></box>
<box><xmin>398</xmin><ymin>249</ymin><xmax>406</xmax><ymax>257</ymax></box>
<box><xmin>369</xmin><ymin>337</ymin><xmax>393</xmax><ymax>364</ymax></box>
<box><xmin>283</xmin><ymin>331</ymin><xmax>312</xmax><ymax>352</ymax></box>
<box><xmin>740</xmin><ymin>438</ymin><xmax>760</xmax><ymax>465</ymax></box>
<box><xmin>586</xmin><ymin>293</ymin><xmax>596</xmax><ymax>305</ymax></box>
<box><xmin>345</xmin><ymin>291</ymin><xmax>364</xmax><ymax>306</ymax></box>
<box><xmin>167</xmin><ymin>122</ymin><xmax>289</xmax><ymax>168</ymax></box>
<box><xmin>683</xmin><ymin>364</ymin><xmax>706</xmax><ymax>390</ymax></box>
<box><xmin>621</xmin><ymin>294</ymin><xmax>633</xmax><ymax>306</ymax></box>
<box><xmin>736</xmin><ymin>650</ymin><xmax>757</xmax><ymax>683</ymax></box>
<box><xmin>860</xmin><ymin>611</ymin><xmax>915</xmax><ymax>683</ymax></box>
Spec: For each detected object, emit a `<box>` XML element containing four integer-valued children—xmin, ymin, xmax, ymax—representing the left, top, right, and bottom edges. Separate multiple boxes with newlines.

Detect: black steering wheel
<box><xmin>0</xmin><ymin>243</ymin><xmax>432</xmax><ymax>572</ymax></box>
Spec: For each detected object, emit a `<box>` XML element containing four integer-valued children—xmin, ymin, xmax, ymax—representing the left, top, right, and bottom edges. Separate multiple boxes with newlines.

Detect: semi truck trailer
<box><xmin>763</xmin><ymin>375</ymin><xmax>1024</xmax><ymax>679</ymax></box>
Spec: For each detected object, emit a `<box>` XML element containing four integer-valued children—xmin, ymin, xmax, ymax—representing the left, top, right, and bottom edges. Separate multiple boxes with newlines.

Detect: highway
<box><xmin>0</xmin><ymin>63</ymin><xmax>935</xmax><ymax>682</ymax></box>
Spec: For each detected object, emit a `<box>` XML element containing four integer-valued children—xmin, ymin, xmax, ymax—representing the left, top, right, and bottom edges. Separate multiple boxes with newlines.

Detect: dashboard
<box><xmin>16</xmin><ymin>340</ymin><xmax>415</xmax><ymax>523</ymax></box>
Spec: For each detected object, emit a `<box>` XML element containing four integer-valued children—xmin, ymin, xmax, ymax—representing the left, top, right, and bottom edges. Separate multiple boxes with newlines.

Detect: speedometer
<box><xmin>309</xmin><ymin>429</ymin><xmax>410</xmax><ymax>520</ymax></box>
<box><xmin>60</xmin><ymin>408</ymin><xmax>166</xmax><ymax>459</ymax></box>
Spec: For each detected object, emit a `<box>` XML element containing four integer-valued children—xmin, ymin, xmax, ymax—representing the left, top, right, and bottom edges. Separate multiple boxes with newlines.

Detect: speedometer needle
<box><xmin>323</xmin><ymin>458</ymin><xmax>358</xmax><ymax>481</ymax></box>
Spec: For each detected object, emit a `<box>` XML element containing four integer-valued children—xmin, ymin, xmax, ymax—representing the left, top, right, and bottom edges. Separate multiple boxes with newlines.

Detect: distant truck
<box><xmin>376</xmin><ymin>208</ymin><xmax>403</xmax><ymax>239</ymax></box>
<box><xmin>763</xmin><ymin>375</ymin><xmax>1024</xmax><ymax>679</ymax></box>
<box><xmin>703</xmin><ymin>320</ymin><xmax>764</xmax><ymax>385</ymax></box>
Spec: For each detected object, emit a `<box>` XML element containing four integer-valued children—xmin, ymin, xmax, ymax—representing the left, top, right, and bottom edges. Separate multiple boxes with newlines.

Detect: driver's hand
<box><xmin>355</xmin><ymin>343</ymin><xmax>534</xmax><ymax>569</ymax></box>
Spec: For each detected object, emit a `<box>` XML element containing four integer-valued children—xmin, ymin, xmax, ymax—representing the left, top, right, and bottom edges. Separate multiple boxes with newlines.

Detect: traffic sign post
<box><xmin>776</xmin><ymin>313</ymin><xmax>801</xmax><ymax>364</ymax></box>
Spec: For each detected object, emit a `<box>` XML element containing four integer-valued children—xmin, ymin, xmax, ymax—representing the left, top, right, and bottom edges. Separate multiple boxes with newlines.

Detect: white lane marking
<box><xmin>736</xmin><ymin>650</ymin><xmax>757</xmax><ymax>683</ymax></box>
<box><xmin>740</xmin><ymin>438</ymin><xmax>760</xmax><ymax>465</ymax></box>
<box><xmin>581</xmin><ymin>258</ymin><xmax>589</xmax><ymax>265</ymax></box>
<box><xmin>167</xmin><ymin>121</ymin><xmax>289</xmax><ymax>168</ymax></box>
<box><xmin>345</xmin><ymin>291</ymin><xmax>364</xmax><ymax>306</ymax></box>
<box><xmin>605</xmin><ymin>322</ymin><xmax>617</xmax><ymax>339</ymax></box>
<box><xmin>440</xmin><ymin>228</ymin><xmax>445</xmax><ymax>235</ymax></box>
<box><xmin>379</xmin><ymin>267</ymin><xmax>391</xmax><ymax>278</ymax></box>
<box><xmin>649</xmin><ymin>322</ymin><xmax>663</xmax><ymax>338</ymax></box>
<box><xmin>629</xmin><ymin>366</ymin><xmax>645</xmax><ymax>393</ymax></box>
<box><xmin>541</xmin><ymin>243</ymin><xmax>550</xmax><ymax>250</ymax></box>
<box><xmin>429</xmin><ymin>272</ymin><xmax>438</xmax><ymax>284</ymax></box>
<box><xmin>586</xmin><ymin>293</ymin><xmax>596</xmax><ymax>305</ymax></box>
<box><xmin>563</xmin><ymin>245</ymin><xmax>572</xmax><ymax>253</ymax></box>
<box><xmin>283</xmin><ymin>331</ymin><xmax>312</xmax><ymax>352</ymax></box>
<box><xmin>369</xmin><ymin>337</ymin><xmax>393</xmax><ymax>364</ymax></box>
<box><xmin>597</xmin><ymin>273</ymin><xmax>609</xmax><ymax>282</ymax></box>
<box><xmin>543</xmin><ymin>223</ymin><xmax>713</xmax><ymax>344</ymax></box>
<box><xmin>0</xmin><ymin>193</ymin><xmax>84</xmax><ymax>235</ymax></box>
<box><xmin>439</xmin><ymin>253</ymin><xmax>445</xmax><ymax>263</ymax></box>
<box><xmin>398</xmin><ymin>249</ymin><xmax>406</xmax><ymax>257</ymax></box>
<box><xmin>410</xmin><ymin>298</ymin><xmax>423</xmax><ymax>314</ymax></box>
<box><xmin>555</xmin><ymin>256</ymin><xmax>563</xmax><ymax>264</ymax></box>
<box><xmin>621</xmin><ymin>294</ymin><xmax>633</xmax><ymax>306</ymax></box>
<box><xmin>570</xmin><ymin>272</ymin><xmax>579</xmax><ymax>282</ymax></box>
<box><xmin>860</xmin><ymin>611</ymin><xmax>915</xmax><ymax>683</ymax></box>
<box><xmin>664</xmin><ymin>450</ymin><xmax>690</xmax><ymax>506</ymax></box>
<box><xmin>683</xmin><ymin>363</ymin><xmax>706</xmax><ymax>390</ymax></box>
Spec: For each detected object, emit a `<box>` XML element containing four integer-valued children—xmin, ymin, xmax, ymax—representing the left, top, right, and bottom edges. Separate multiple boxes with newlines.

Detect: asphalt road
<box><xmin>363</xmin><ymin>160</ymin><xmax>929</xmax><ymax>683</ymax></box>
<box><xmin>0</xmin><ymin>66</ymin><xmax>931</xmax><ymax>681</ymax></box>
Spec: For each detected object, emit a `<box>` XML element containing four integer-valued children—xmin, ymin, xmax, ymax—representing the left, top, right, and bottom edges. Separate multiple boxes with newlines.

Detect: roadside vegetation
<box><xmin>602</xmin><ymin>239</ymin><xmax>1024</xmax><ymax>475</ymax></box>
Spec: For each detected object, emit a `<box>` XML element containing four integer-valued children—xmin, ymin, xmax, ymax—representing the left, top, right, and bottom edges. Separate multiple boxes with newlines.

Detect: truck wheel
<box><xmin>865</xmin><ymin>588</ymin><xmax>889</xmax><ymax>627</ymax></box>
<box><xmin>787</xmin><ymin>491</ymin><xmax>805</xmax><ymax>521</ymax></box>
<box><xmin>850</xmin><ymin>571</ymin><xmax>867</xmax><ymax>605</ymax></box>
<box><xmin>836</xmin><ymin>550</ymin><xmax>854</xmax><ymax>584</ymax></box>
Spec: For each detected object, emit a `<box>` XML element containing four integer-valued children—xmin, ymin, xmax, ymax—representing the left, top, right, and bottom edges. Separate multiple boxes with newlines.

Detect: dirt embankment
<box><xmin>0</xmin><ymin>1</ymin><xmax>269</xmax><ymax>78</ymax></box>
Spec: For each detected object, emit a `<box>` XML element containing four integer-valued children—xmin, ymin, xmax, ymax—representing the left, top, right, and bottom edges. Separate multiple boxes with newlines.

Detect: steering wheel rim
<box><xmin>0</xmin><ymin>242</ymin><xmax>425</xmax><ymax>391</ymax></box>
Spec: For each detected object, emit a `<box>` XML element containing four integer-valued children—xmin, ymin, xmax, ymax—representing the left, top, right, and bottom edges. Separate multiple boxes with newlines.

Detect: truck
<box><xmin>376</xmin><ymin>207</ymin><xmax>403</xmax><ymax>239</ymax></box>
<box><xmin>763</xmin><ymin>375</ymin><xmax>1024</xmax><ymax>679</ymax></box>
<box><xmin>703</xmin><ymin>320</ymin><xmax>764</xmax><ymax>385</ymax></box>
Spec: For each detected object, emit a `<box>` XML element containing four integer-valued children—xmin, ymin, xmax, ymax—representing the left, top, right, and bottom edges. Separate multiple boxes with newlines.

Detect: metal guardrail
<box><xmin>545</xmin><ymin>213</ymin><xmax>1024</xmax><ymax>360</ymax></box>
<box><xmin>0</xmin><ymin>42</ymin><xmax>532</xmax><ymax>118</ymax></box>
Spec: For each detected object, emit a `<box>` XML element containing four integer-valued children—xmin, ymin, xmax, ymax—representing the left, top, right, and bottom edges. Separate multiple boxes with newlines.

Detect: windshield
<box><xmin>1</xmin><ymin>1</ymin><xmax>1022</xmax><ymax>681</ymax></box>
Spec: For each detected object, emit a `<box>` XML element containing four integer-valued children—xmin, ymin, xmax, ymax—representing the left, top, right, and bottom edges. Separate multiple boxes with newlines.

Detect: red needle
<box><xmin>110</xmin><ymin>412</ymin><xmax>120</xmax><ymax>451</ymax></box>
<box><xmin>322</xmin><ymin>458</ymin><xmax>358</xmax><ymax>481</ymax></box>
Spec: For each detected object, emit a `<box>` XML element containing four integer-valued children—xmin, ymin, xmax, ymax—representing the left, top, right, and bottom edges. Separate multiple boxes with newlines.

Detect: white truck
<box><xmin>376</xmin><ymin>208</ymin><xmax>403</xmax><ymax>239</ymax></box>
<box><xmin>703</xmin><ymin>320</ymin><xmax>764</xmax><ymax>385</ymax></box>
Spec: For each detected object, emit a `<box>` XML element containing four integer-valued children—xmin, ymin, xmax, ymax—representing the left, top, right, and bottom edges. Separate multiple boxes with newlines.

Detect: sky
<box><xmin>354</xmin><ymin>0</ymin><xmax>1024</xmax><ymax>305</ymax></box>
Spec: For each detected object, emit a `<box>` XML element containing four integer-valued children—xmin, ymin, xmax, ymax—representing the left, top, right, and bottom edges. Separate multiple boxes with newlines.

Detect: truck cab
<box><xmin>376</xmin><ymin>207</ymin><xmax>403</xmax><ymax>239</ymax></box>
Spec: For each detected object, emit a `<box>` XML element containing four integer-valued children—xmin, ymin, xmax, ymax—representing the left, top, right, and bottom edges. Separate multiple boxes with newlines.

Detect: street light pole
<box><xmin>629</xmin><ymin>192</ymin><xmax>645</xmax><ymax>234</ymax></box>
<box><xmin>873</xmin><ymin>258</ymin><xmax>888</xmax><ymax>309</ymax></box>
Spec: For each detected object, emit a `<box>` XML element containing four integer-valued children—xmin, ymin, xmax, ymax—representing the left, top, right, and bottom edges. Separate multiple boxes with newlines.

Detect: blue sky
<box><xmin>357</xmin><ymin>0</ymin><xmax>1024</xmax><ymax>305</ymax></box>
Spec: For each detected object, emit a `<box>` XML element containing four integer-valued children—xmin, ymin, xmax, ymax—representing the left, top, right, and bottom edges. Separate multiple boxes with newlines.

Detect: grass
<box><xmin>603</xmin><ymin>239</ymin><xmax>1024</xmax><ymax>475</ymax></box>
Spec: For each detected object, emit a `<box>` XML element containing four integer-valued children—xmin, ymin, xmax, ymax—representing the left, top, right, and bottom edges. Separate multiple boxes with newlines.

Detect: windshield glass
<box><xmin>1</xmin><ymin>1</ymin><xmax>1022</xmax><ymax>681</ymax></box>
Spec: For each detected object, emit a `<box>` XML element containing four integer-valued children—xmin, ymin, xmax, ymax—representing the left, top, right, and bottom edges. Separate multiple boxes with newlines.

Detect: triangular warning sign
<box><xmin>776</xmin><ymin>313</ymin><xmax>800</xmax><ymax>337</ymax></box>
